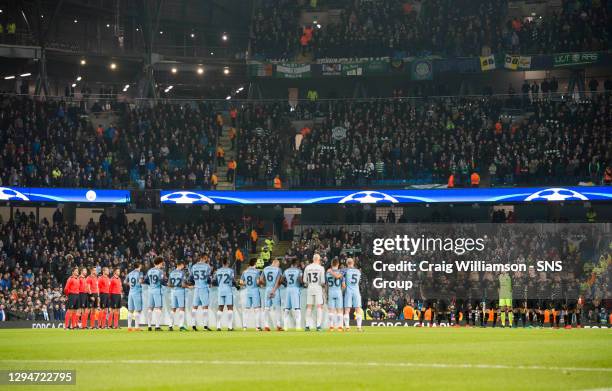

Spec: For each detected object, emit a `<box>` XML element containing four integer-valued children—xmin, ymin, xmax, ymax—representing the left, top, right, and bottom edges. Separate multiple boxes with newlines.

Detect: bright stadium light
<box><xmin>106</xmin><ymin>23</ymin><xmax>110</xmax><ymax>28</ymax></box>
<box><xmin>225</xmin><ymin>96</ymin><xmax>231</xmax><ymax>100</ymax></box>
<box><xmin>80</xmin><ymin>59</ymin><xmax>86</xmax><ymax>65</ymax></box>
<box><xmin>221</xmin><ymin>33</ymin><xmax>228</xmax><ymax>41</ymax></box>
<box><xmin>197</xmin><ymin>67</ymin><xmax>204</xmax><ymax>75</ymax></box>
<box><xmin>71</xmin><ymin>83</ymin><xmax>76</xmax><ymax>88</ymax></box>
<box><xmin>123</xmin><ymin>84</ymin><xmax>130</xmax><ymax>92</ymax></box>
<box><xmin>190</xmin><ymin>33</ymin><xmax>195</xmax><ymax>38</ymax></box>
<box><xmin>159</xmin><ymin>30</ymin><xmax>163</xmax><ymax>35</ymax></box>
<box><xmin>237</xmin><ymin>86</ymin><xmax>244</xmax><ymax>92</ymax></box>
<box><xmin>73</xmin><ymin>19</ymin><xmax>78</xmax><ymax>23</ymax></box>
<box><xmin>223</xmin><ymin>67</ymin><xmax>230</xmax><ymax>75</ymax></box>
<box><xmin>316</xmin><ymin>24</ymin><xmax>322</xmax><ymax>29</ymax></box>
<box><xmin>171</xmin><ymin>67</ymin><xmax>177</xmax><ymax>74</ymax></box>
<box><xmin>4</xmin><ymin>75</ymin><xmax>15</xmax><ymax>80</ymax></box>
<box><xmin>110</xmin><ymin>62</ymin><xmax>117</xmax><ymax>70</ymax></box>
<box><xmin>76</xmin><ymin>76</ymin><xmax>82</xmax><ymax>81</ymax></box>
<box><xmin>20</xmin><ymin>73</ymin><xmax>32</xmax><ymax>77</ymax></box>
<box><xmin>210</xmin><ymin>52</ymin><xmax>214</xmax><ymax>56</ymax></box>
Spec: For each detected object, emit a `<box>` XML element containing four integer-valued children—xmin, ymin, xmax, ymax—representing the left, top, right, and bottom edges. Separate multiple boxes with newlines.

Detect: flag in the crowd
<box><xmin>411</xmin><ymin>59</ymin><xmax>433</xmax><ymax>80</ymax></box>
<box><xmin>504</xmin><ymin>54</ymin><xmax>519</xmax><ymax>70</ymax></box>
<box><xmin>275</xmin><ymin>63</ymin><xmax>311</xmax><ymax>78</ymax></box>
<box><xmin>518</xmin><ymin>56</ymin><xmax>531</xmax><ymax>70</ymax></box>
<box><xmin>480</xmin><ymin>55</ymin><xmax>496</xmax><ymax>71</ymax></box>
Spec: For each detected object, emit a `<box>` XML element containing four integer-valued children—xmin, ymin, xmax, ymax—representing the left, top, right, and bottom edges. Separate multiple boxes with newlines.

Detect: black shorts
<box><xmin>99</xmin><ymin>293</ymin><xmax>110</xmax><ymax>309</ymax></box>
<box><xmin>88</xmin><ymin>294</ymin><xmax>99</xmax><ymax>308</ymax></box>
<box><xmin>79</xmin><ymin>293</ymin><xmax>88</xmax><ymax>309</ymax></box>
<box><xmin>68</xmin><ymin>294</ymin><xmax>80</xmax><ymax>310</ymax></box>
<box><xmin>110</xmin><ymin>294</ymin><xmax>122</xmax><ymax>309</ymax></box>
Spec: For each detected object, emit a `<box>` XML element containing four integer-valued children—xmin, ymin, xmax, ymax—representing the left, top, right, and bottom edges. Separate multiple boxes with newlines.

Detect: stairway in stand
<box><xmin>216</xmin><ymin>114</ymin><xmax>236</xmax><ymax>190</ymax></box>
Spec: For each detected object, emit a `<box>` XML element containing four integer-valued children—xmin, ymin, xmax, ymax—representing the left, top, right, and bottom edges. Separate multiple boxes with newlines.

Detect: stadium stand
<box><xmin>251</xmin><ymin>0</ymin><xmax>611</xmax><ymax>60</ymax></box>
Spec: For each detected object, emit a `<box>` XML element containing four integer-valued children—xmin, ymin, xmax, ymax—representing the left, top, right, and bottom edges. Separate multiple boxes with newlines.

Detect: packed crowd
<box><xmin>0</xmin><ymin>94</ymin><xmax>222</xmax><ymax>190</ymax></box>
<box><xmin>2</xmin><ymin>91</ymin><xmax>611</xmax><ymax>191</ymax></box>
<box><xmin>251</xmin><ymin>0</ymin><xmax>611</xmax><ymax>60</ymax></box>
<box><xmin>281</xmin><ymin>227</ymin><xmax>362</xmax><ymax>269</ymax></box>
<box><xmin>0</xmin><ymin>209</ymin><xmax>252</xmax><ymax>320</ymax></box>
<box><xmin>274</xmin><ymin>94</ymin><xmax>612</xmax><ymax>188</ymax></box>
<box><xmin>235</xmin><ymin>102</ymin><xmax>286</xmax><ymax>187</ymax></box>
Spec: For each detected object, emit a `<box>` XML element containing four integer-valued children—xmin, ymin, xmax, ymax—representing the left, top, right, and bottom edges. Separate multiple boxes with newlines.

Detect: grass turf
<box><xmin>0</xmin><ymin>327</ymin><xmax>611</xmax><ymax>390</ymax></box>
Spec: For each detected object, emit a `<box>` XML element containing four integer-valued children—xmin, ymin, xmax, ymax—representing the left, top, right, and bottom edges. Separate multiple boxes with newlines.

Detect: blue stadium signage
<box><xmin>160</xmin><ymin>187</ymin><xmax>612</xmax><ymax>205</ymax></box>
<box><xmin>0</xmin><ymin>187</ymin><xmax>130</xmax><ymax>204</ymax></box>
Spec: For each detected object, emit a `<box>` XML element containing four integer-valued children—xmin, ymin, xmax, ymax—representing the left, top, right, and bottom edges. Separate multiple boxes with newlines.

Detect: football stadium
<box><xmin>0</xmin><ymin>0</ymin><xmax>611</xmax><ymax>390</ymax></box>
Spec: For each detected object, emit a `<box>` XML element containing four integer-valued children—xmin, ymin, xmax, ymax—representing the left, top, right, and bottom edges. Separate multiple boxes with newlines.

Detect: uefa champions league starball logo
<box><xmin>524</xmin><ymin>188</ymin><xmax>588</xmax><ymax>202</ymax></box>
<box><xmin>0</xmin><ymin>187</ymin><xmax>29</xmax><ymax>201</ymax></box>
<box><xmin>160</xmin><ymin>191</ymin><xmax>215</xmax><ymax>204</ymax></box>
<box><xmin>338</xmin><ymin>191</ymin><xmax>399</xmax><ymax>204</ymax></box>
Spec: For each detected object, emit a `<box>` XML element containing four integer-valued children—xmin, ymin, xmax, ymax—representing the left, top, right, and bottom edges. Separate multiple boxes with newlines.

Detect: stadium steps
<box><xmin>216</xmin><ymin>115</ymin><xmax>236</xmax><ymax>190</ymax></box>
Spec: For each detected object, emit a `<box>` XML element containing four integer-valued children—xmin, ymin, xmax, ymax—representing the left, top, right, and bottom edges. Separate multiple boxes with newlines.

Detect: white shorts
<box><xmin>306</xmin><ymin>292</ymin><xmax>323</xmax><ymax>305</ymax></box>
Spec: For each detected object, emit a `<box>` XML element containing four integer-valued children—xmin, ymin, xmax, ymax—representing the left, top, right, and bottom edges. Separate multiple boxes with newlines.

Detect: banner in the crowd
<box><xmin>553</xmin><ymin>52</ymin><xmax>599</xmax><ymax>67</ymax></box>
<box><xmin>0</xmin><ymin>187</ymin><xmax>131</xmax><ymax>203</ymax></box>
<box><xmin>160</xmin><ymin>186</ymin><xmax>612</xmax><ymax>205</ymax></box>
<box><xmin>321</xmin><ymin>63</ymin><xmax>342</xmax><ymax>76</ymax></box>
<box><xmin>247</xmin><ymin>51</ymin><xmax>608</xmax><ymax>78</ymax></box>
<box><xmin>365</xmin><ymin>60</ymin><xmax>388</xmax><ymax>74</ymax></box>
<box><xmin>342</xmin><ymin>63</ymin><xmax>364</xmax><ymax>76</ymax></box>
<box><xmin>504</xmin><ymin>54</ymin><xmax>519</xmax><ymax>70</ymax></box>
<box><xmin>331</xmin><ymin>126</ymin><xmax>347</xmax><ymax>140</ymax></box>
<box><xmin>275</xmin><ymin>63</ymin><xmax>311</xmax><ymax>78</ymax></box>
<box><xmin>248</xmin><ymin>61</ymin><xmax>273</xmax><ymax>77</ymax></box>
<box><xmin>411</xmin><ymin>59</ymin><xmax>433</xmax><ymax>80</ymax></box>
<box><xmin>480</xmin><ymin>55</ymin><xmax>496</xmax><ymax>71</ymax></box>
<box><xmin>518</xmin><ymin>55</ymin><xmax>531</xmax><ymax>69</ymax></box>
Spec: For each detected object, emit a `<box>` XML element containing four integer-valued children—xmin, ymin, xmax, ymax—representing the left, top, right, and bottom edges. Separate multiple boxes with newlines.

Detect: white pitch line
<box><xmin>1</xmin><ymin>359</ymin><xmax>611</xmax><ymax>373</ymax></box>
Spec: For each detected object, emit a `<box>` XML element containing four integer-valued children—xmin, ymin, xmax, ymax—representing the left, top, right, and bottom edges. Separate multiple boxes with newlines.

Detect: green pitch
<box><xmin>1</xmin><ymin>328</ymin><xmax>611</xmax><ymax>390</ymax></box>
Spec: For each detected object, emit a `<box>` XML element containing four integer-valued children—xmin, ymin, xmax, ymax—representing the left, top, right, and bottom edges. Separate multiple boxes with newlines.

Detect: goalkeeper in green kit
<box><xmin>498</xmin><ymin>271</ymin><xmax>513</xmax><ymax>327</ymax></box>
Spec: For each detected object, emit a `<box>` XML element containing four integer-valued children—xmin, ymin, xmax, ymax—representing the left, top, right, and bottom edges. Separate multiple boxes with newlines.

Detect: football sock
<box><xmin>336</xmin><ymin>313</ymin><xmax>343</xmax><ymax>328</ymax></box>
<box><xmin>64</xmin><ymin>310</ymin><xmax>72</xmax><ymax>328</ymax></box>
<box><xmin>501</xmin><ymin>312</ymin><xmax>506</xmax><ymax>327</ymax></box>
<box><xmin>254</xmin><ymin>308</ymin><xmax>260</xmax><ymax>328</ymax></box>
<box><xmin>243</xmin><ymin>309</ymin><xmax>250</xmax><ymax>328</ymax></box>
<box><xmin>191</xmin><ymin>309</ymin><xmax>198</xmax><ymax>326</ymax></box>
<box><xmin>275</xmin><ymin>308</ymin><xmax>282</xmax><ymax>328</ymax></box>
<box><xmin>305</xmin><ymin>307</ymin><xmax>312</xmax><ymax>328</ymax></box>
<box><xmin>113</xmin><ymin>312</ymin><xmax>119</xmax><ymax>328</ymax></box>
<box><xmin>508</xmin><ymin>312</ymin><xmax>514</xmax><ymax>326</ymax></box>
<box><xmin>293</xmin><ymin>309</ymin><xmax>301</xmax><ymax>329</ymax></box>
<box><xmin>264</xmin><ymin>308</ymin><xmax>271</xmax><ymax>328</ymax></box>
<box><xmin>217</xmin><ymin>310</ymin><xmax>223</xmax><ymax>329</ymax></box>
<box><xmin>202</xmin><ymin>309</ymin><xmax>209</xmax><ymax>327</ymax></box>
<box><xmin>154</xmin><ymin>309</ymin><xmax>161</xmax><ymax>328</ymax></box>
<box><xmin>344</xmin><ymin>314</ymin><xmax>350</xmax><ymax>328</ymax></box>
<box><xmin>284</xmin><ymin>309</ymin><xmax>291</xmax><ymax>329</ymax></box>
<box><xmin>127</xmin><ymin>312</ymin><xmax>133</xmax><ymax>328</ymax></box>
<box><xmin>90</xmin><ymin>310</ymin><xmax>97</xmax><ymax>327</ymax></box>
<box><xmin>328</xmin><ymin>311</ymin><xmax>334</xmax><ymax>328</ymax></box>
<box><xmin>316</xmin><ymin>307</ymin><xmax>323</xmax><ymax>328</ymax></box>
<box><xmin>134</xmin><ymin>311</ymin><xmax>140</xmax><ymax>328</ymax></box>
<box><xmin>356</xmin><ymin>310</ymin><xmax>363</xmax><ymax>328</ymax></box>
<box><xmin>82</xmin><ymin>310</ymin><xmax>89</xmax><ymax>328</ymax></box>
<box><xmin>226</xmin><ymin>310</ymin><xmax>234</xmax><ymax>329</ymax></box>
